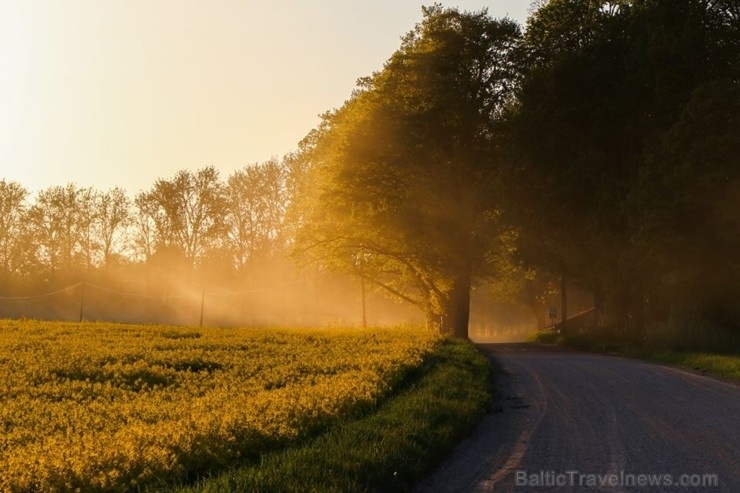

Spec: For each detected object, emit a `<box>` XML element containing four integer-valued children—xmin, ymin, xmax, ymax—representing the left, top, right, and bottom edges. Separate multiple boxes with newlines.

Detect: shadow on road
<box><xmin>477</xmin><ymin>342</ymin><xmax>577</xmax><ymax>354</ymax></box>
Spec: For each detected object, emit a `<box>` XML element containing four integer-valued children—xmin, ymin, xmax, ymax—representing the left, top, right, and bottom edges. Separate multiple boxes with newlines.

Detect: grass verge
<box><xmin>626</xmin><ymin>349</ymin><xmax>740</xmax><ymax>382</ymax></box>
<box><xmin>162</xmin><ymin>338</ymin><xmax>491</xmax><ymax>493</ymax></box>
<box><xmin>529</xmin><ymin>330</ymin><xmax>740</xmax><ymax>383</ymax></box>
<box><xmin>527</xmin><ymin>329</ymin><xmax>561</xmax><ymax>345</ymax></box>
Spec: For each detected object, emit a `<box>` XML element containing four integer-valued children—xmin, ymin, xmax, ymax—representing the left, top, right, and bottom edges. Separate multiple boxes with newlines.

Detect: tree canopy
<box><xmin>292</xmin><ymin>5</ymin><xmax>522</xmax><ymax>337</ymax></box>
<box><xmin>504</xmin><ymin>0</ymin><xmax>740</xmax><ymax>340</ymax></box>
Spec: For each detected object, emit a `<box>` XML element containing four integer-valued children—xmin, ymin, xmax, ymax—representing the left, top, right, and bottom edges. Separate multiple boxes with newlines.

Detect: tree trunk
<box><xmin>441</xmin><ymin>268</ymin><xmax>472</xmax><ymax>339</ymax></box>
<box><xmin>523</xmin><ymin>279</ymin><xmax>547</xmax><ymax>329</ymax></box>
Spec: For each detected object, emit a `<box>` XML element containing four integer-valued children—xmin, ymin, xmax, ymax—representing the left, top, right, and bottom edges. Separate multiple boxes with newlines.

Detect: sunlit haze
<box><xmin>0</xmin><ymin>0</ymin><xmax>529</xmax><ymax>194</ymax></box>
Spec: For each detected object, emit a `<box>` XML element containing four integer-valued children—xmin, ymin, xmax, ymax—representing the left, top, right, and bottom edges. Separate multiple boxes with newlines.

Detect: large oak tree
<box><xmin>293</xmin><ymin>5</ymin><xmax>522</xmax><ymax>337</ymax></box>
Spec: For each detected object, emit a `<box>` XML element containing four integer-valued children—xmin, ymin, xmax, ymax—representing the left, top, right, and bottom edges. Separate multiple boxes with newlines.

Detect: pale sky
<box><xmin>0</xmin><ymin>0</ymin><xmax>531</xmax><ymax>195</ymax></box>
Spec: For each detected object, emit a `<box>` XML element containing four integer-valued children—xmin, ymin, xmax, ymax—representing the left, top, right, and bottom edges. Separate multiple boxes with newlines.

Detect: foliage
<box><xmin>225</xmin><ymin>159</ymin><xmax>288</xmax><ymax>269</ymax></box>
<box><xmin>528</xmin><ymin>329</ymin><xmax>562</xmax><ymax>345</ymax></box>
<box><xmin>0</xmin><ymin>180</ymin><xmax>29</xmax><ymax>284</ymax></box>
<box><xmin>0</xmin><ymin>160</ymin><xmax>296</xmax><ymax>310</ymax></box>
<box><xmin>134</xmin><ymin>167</ymin><xmax>227</xmax><ymax>265</ymax></box>
<box><xmin>95</xmin><ymin>188</ymin><xmax>133</xmax><ymax>265</ymax></box>
<box><xmin>629</xmin><ymin>80</ymin><xmax>740</xmax><ymax>328</ymax></box>
<box><xmin>0</xmin><ymin>320</ymin><xmax>438</xmax><ymax>492</ymax></box>
<box><xmin>293</xmin><ymin>5</ymin><xmax>522</xmax><ymax>338</ymax></box>
<box><xmin>167</xmin><ymin>338</ymin><xmax>491</xmax><ymax>493</ymax></box>
<box><xmin>26</xmin><ymin>184</ymin><xmax>95</xmax><ymax>278</ymax></box>
<box><xmin>635</xmin><ymin>350</ymin><xmax>740</xmax><ymax>382</ymax></box>
<box><xmin>504</xmin><ymin>0</ymin><xmax>740</xmax><ymax>337</ymax></box>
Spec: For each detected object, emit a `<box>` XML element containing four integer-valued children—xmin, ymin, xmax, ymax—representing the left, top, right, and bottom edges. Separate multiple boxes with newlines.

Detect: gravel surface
<box><xmin>414</xmin><ymin>343</ymin><xmax>740</xmax><ymax>493</ymax></box>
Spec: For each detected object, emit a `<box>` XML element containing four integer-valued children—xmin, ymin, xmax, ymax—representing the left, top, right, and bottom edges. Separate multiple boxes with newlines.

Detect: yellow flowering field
<box><xmin>0</xmin><ymin>320</ymin><xmax>438</xmax><ymax>492</ymax></box>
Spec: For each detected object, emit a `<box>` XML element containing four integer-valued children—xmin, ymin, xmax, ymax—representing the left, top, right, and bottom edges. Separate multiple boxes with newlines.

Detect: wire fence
<box><xmin>0</xmin><ymin>278</ymin><xmax>323</xmax><ymax>327</ymax></box>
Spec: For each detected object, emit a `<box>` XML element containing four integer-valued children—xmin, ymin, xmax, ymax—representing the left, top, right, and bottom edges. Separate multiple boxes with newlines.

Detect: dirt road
<box><xmin>414</xmin><ymin>343</ymin><xmax>740</xmax><ymax>492</ymax></box>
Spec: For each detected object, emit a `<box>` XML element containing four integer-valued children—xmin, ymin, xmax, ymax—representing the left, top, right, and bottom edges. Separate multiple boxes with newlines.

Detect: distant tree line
<box><xmin>0</xmin><ymin>160</ymin><xmax>293</xmax><ymax>294</ymax></box>
<box><xmin>1</xmin><ymin>157</ymin><xmax>418</xmax><ymax>327</ymax></box>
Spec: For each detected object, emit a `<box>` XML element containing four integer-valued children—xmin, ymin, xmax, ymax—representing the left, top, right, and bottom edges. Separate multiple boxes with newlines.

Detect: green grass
<box><xmin>629</xmin><ymin>349</ymin><xmax>740</xmax><ymax>382</ymax></box>
<box><xmin>528</xmin><ymin>329</ymin><xmax>562</xmax><ymax>344</ymax></box>
<box><xmin>529</xmin><ymin>328</ymin><xmax>740</xmax><ymax>383</ymax></box>
<box><xmin>162</xmin><ymin>338</ymin><xmax>492</xmax><ymax>493</ymax></box>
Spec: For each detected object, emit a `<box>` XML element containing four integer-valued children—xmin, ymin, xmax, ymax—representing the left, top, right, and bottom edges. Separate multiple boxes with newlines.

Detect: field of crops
<box><xmin>0</xmin><ymin>320</ymin><xmax>439</xmax><ymax>492</ymax></box>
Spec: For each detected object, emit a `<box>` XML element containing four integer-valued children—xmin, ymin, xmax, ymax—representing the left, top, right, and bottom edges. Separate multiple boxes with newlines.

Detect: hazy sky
<box><xmin>1</xmin><ymin>1</ymin><xmax>531</xmax><ymax>195</ymax></box>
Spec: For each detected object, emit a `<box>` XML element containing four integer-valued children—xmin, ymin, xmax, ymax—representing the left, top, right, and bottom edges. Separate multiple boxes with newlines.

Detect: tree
<box><xmin>95</xmin><ymin>188</ymin><xmax>132</xmax><ymax>266</ymax></box>
<box><xmin>504</xmin><ymin>1</ymin><xmax>634</xmax><ymax>331</ymax></box>
<box><xmin>132</xmin><ymin>192</ymin><xmax>158</xmax><ymax>262</ymax></box>
<box><xmin>293</xmin><ymin>5</ymin><xmax>522</xmax><ymax>337</ymax></box>
<box><xmin>629</xmin><ymin>79</ymin><xmax>740</xmax><ymax>328</ymax></box>
<box><xmin>504</xmin><ymin>0</ymin><xmax>740</xmax><ymax>336</ymax></box>
<box><xmin>27</xmin><ymin>184</ymin><xmax>93</xmax><ymax>281</ymax></box>
<box><xmin>76</xmin><ymin>187</ymin><xmax>99</xmax><ymax>271</ymax></box>
<box><xmin>0</xmin><ymin>180</ymin><xmax>29</xmax><ymax>289</ymax></box>
<box><xmin>135</xmin><ymin>167</ymin><xmax>227</xmax><ymax>266</ymax></box>
<box><xmin>524</xmin><ymin>0</ymin><xmax>624</xmax><ymax>66</ymax></box>
<box><xmin>225</xmin><ymin>159</ymin><xmax>287</xmax><ymax>270</ymax></box>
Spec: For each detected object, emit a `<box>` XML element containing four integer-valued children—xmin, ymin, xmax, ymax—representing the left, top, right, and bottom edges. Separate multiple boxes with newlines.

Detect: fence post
<box><xmin>200</xmin><ymin>289</ymin><xmax>205</xmax><ymax>327</ymax></box>
<box><xmin>79</xmin><ymin>283</ymin><xmax>85</xmax><ymax>323</ymax></box>
<box><xmin>360</xmin><ymin>257</ymin><xmax>367</xmax><ymax>330</ymax></box>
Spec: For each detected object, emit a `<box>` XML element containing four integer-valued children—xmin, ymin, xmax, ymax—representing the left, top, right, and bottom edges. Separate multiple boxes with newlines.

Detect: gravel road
<box><xmin>414</xmin><ymin>343</ymin><xmax>740</xmax><ymax>492</ymax></box>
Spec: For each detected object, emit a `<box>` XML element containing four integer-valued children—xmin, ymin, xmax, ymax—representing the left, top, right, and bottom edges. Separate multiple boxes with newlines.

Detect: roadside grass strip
<box><xmin>530</xmin><ymin>329</ymin><xmax>740</xmax><ymax>383</ymax></box>
<box><xmin>166</xmin><ymin>337</ymin><xmax>492</xmax><ymax>493</ymax></box>
<box><xmin>0</xmin><ymin>320</ymin><xmax>447</xmax><ymax>492</ymax></box>
<box><xmin>638</xmin><ymin>350</ymin><xmax>740</xmax><ymax>382</ymax></box>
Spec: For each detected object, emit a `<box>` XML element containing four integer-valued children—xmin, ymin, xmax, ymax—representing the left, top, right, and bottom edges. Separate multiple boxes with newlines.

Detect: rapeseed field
<box><xmin>0</xmin><ymin>320</ymin><xmax>438</xmax><ymax>492</ymax></box>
